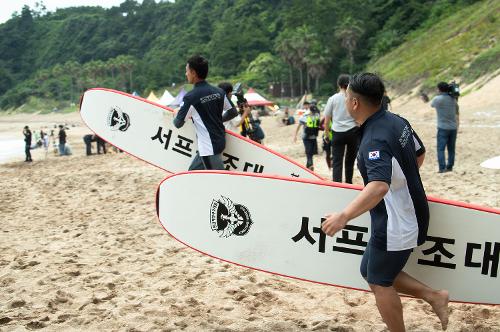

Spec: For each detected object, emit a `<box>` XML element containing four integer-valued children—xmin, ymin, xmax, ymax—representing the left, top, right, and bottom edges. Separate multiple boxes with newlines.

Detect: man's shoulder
<box><xmin>332</xmin><ymin>92</ymin><xmax>344</xmax><ymax>101</ymax></box>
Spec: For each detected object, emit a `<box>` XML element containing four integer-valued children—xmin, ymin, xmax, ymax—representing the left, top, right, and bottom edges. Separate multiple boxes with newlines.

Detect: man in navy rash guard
<box><xmin>322</xmin><ymin>73</ymin><xmax>449</xmax><ymax>332</ymax></box>
<box><xmin>173</xmin><ymin>55</ymin><xmax>237</xmax><ymax>170</ymax></box>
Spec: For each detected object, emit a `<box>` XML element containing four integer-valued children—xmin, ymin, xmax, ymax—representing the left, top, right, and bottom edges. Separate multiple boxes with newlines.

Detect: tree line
<box><xmin>0</xmin><ymin>0</ymin><xmax>481</xmax><ymax>109</ymax></box>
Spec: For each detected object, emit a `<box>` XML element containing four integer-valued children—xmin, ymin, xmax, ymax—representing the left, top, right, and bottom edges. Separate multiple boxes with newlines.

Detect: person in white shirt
<box><xmin>323</xmin><ymin>74</ymin><xmax>360</xmax><ymax>183</ymax></box>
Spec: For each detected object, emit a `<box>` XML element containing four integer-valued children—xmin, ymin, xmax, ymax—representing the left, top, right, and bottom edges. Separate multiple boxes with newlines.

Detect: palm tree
<box><xmin>275</xmin><ymin>31</ymin><xmax>297</xmax><ymax>98</ymax></box>
<box><xmin>306</xmin><ymin>43</ymin><xmax>331</xmax><ymax>93</ymax></box>
<box><xmin>291</xmin><ymin>25</ymin><xmax>316</xmax><ymax>94</ymax></box>
<box><xmin>335</xmin><ymin>17</ymin><xmax>364</xmax><ymax>73</ymax></box>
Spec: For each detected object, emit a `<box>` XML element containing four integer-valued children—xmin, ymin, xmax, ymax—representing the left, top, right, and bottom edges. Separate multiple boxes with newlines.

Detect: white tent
<box><xmin>169</xmin><ymin>87</ymin><xmax>187</xmax><ymax>107</ymax></box>
<box><xmin>159</xmin><ymin>89</ymin><xmax>174</xmax><ymax>106</ymax></box>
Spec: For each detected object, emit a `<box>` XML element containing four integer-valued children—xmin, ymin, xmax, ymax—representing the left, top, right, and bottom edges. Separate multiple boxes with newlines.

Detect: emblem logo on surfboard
<box><xmin>210</xmin><ymin>196</ymin><xmax>252</xmax><ymax>238</ymax></box>
<box><xmin>107</xmin><ymin>106</ymin><xmax>130</xmax><ymax>132</ymax></box>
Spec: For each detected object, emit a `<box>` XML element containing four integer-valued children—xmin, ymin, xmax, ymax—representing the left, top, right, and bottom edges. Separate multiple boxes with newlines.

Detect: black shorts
<box><xmin>360</xmin><ymin>242</ymin><xmax>412</xmax><ymax>287</ymax></box>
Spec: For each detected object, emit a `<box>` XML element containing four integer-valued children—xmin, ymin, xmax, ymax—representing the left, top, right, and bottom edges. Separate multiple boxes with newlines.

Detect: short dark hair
<box><xmin>437</xmin><ymin>82</ymin><xmax>449</xmax><ymax>93</ymax></box>
<box><xmin>337</xmin><ymin>74</ymin><xmax>350</xmax><ymax>89</ymax></box>
<box><xmin>348</xmin><ymin>73</ymin><xmax>385</xmax><ymax>107</ymax></box>
<box><xmin>218</xmin><ymin>82</ymin><xmax>233</xmax><ymax>95</ymax></box>
<box><xmin>187</xmin><ymin>55</ymin><xmax>209</xmax><ymax>79</ymax></box>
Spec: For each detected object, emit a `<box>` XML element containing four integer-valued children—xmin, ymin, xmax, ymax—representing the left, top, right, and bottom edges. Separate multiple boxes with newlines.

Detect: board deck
<box><xmin>480</xmin><ymin>156</ymin><xmax>500</xmax><ymax>169</ymax></box>
<box><xmin>157</xmin><ymin>171</ymin><xmax>500</xmax><ymax>305</ymax></box>
<box><xmin>79</xmin><ymin>88</ymin><xmax>321</xmax><ymax>180</ymax></box>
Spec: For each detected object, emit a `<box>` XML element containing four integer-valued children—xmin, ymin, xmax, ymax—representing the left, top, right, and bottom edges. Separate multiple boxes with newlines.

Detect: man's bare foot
<box><xmin>429</xmin><ymin>290</ymin><xmax>449</xmax><ymax>330</ymax></box>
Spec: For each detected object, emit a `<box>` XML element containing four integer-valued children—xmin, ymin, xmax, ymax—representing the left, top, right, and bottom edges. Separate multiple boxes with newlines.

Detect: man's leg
<box><xmin>436</xmin><ymin>129</ymin><xmax>447</xmax><ymax>172</ymax></box>
<box><xmin>303</xmin><ymin>139</ymin><xmax>314</xmax><ymax>169</ymax></box>
<box><xmin>370</xmin><ymin>284</ymin><xmax>405</xmax><ymax>332</ymax></box>
<box><xmin>59</xmin><ymin>143</ymin><xmax>65</xmax><ymax>156</ymax></box>
<box><xmin>446</xmin><ymin>130</ymin><xmax>457</xmax><ymax>171</ymax></box>
<box><xmin>188</xmin><ymin>152</ymin><xmax>205</xmax><ymax>170</ymax></box>
<box><xmin>362</xmin><ymin>244</ymin><xmax>413</xmax><ymax>332</ymax></box>
<box><xmin>392</xmin><ymin>271</ymin><xmax>449</xmax><ymax>330</ymax></box>
<box><xmin>344</xmin><ymin>128</ymin><xmax>360</xmax><ymax>184</ymax></box>
<box><xmin>331</xmin><ymin>132</ymin><xmax>346</xmax><ymax>182</ymax></box>
<box><xmin>201</xmin><ymin>154</ymin><xmax>225</xmax><ymax>170</ymax></box>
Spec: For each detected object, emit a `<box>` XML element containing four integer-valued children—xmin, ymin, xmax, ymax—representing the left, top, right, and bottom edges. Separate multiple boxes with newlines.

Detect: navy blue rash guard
<box><xmin>357</xmin><ymin>109</ymin><xmax>429</xmax><ymax>251</ymax></box>
<box><xmin>173</xmin><ymin>81</ymin><xmax>234</xmax><ymax>156</ymax></box>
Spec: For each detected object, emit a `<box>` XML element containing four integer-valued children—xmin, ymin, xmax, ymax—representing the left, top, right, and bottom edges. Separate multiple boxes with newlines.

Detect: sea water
<box><xmin>0</xmin><ymin>137</ymin><xmax>26</xmax><ymax>163</ymax></box>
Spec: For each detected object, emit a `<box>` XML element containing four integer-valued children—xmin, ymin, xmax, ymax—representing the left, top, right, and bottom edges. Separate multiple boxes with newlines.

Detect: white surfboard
<box><xmin>157</xmin><ymin>171</ymin><xmax>500</xmax><ymax>305</ymax></box>
<box><xmin>480</xmin><ymin>156</ymin><xmax>500</xmax><ymax>169</ymax></box>
<box><xmin>79</xmin><ymin>88</ymin><xmax>321</xmax><ymax>180</ymax></box>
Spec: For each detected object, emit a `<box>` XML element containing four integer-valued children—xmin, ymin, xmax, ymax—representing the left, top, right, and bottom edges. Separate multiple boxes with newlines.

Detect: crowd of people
<box><xmin>22</xmin><ymin>124</ymin><xmax>72</xmax><ymax>162</ymax></box>
<box><xmin>289</xmin><ymin>75</ymin><xmax>457</xmax><ymax>180</ymax></box>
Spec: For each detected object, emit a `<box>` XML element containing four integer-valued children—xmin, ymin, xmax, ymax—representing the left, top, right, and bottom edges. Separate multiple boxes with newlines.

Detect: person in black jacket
<box><xmin>173</xmin><ymin>55</ymin><xmax>236</xmax><ymax>170</ymax></box>
<box><xmin>23</xmin><ymin>126</ymin><xmax>32</xmax><ymax>162</ymax></box>
<box><xmin>58</xmin><ymin>125</ymin><xmax>67</xmax><ymax>156</ymax></box>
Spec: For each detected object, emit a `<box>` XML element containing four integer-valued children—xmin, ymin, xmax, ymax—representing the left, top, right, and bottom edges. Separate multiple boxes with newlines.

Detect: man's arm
<box><xmin>173</xmin><ymin>96</ymin><xmax>192</xmax><ymax>129</ymax></box>
<box><xmin>412</xmin><ymin>130</ymin><xmax>426</xmax><ymax>169</ymax></box>
<box><xmin>235</xmin><ymin>105</ymin><xmax>251</xmax><ymax>127</ymax></box>
<box><xmin>322</xmin><ymin>181</ymin><xmax>389</xmax><ymax>236</ymax></box>
<box><xmin>323</xmin><ymin>97</ymin><xmax>334</xmax><ymax>141</ymax></box>
<box><xmin>293</xmin><ymin>122</ymin><xmax>303</xmax><ymax>143</ymax></box>
<box><xmin>221</xmin><ymin>95</ymin><xmax>238</xmax><ymax>122</ymax></box>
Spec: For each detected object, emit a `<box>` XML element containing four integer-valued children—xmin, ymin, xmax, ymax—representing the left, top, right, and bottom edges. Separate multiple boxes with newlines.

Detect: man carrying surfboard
<box><xmin>173</xmin><ymin>55</ymin><xmax>237</xmax><ymax>170</ymax></box>
<box><xmin>322</xmin><ymin>73</ymin><xmax>449</xmax><ymax>332</ymax></box>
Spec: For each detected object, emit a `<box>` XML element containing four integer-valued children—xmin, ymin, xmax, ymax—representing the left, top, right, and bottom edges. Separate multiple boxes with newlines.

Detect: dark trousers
<box><xmin>83</xmin><ymin>135</ymin><xmax>93</xmax><ymax>155</ymax></box>
<box><xmin>97</xmin><ymin>141</ymin><xmax>106</xmax><ymax>154</ymax></box>
<box><xmin>331</xmin><ymin>127</ymin><xmax>360</xmax><ymax>183</ymax></box>
<box><xmin>303</xmin><ymin>138</ymin><xmax>318</xmax><ymax>169</ymax></box>
<box><xmin>25</xmin><ymin>144</ymin><xmax>32</xmax><ymax>161</ymax></box>
<box><xmin>188</xmin><ymin>152</ymin><xmax>225</xmax><ymax>170</ymax></box>
<box><xmin>437</xmin><ymin>128</ymin><xmax>457</xmax><ymax>171</ymax></box>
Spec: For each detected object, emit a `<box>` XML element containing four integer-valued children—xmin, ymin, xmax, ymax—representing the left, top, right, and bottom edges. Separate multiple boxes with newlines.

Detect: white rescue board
<box><xmin>79</xmin><ymin>88</ymin><xmax>321</xmax><ymax>180</ymax></box>
<box><xmin>157</xmin><ymin>171</ymin><xmax>500</xmax><ymax>305</ymax></box>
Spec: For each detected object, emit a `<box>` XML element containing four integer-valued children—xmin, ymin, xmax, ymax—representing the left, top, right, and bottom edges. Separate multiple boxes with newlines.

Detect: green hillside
<box><xmin>1</xmin><ymin>0</ymin><xmax>497</xmax><ymax>111</ymax></box>
<box><xmin>369</xmin><ymin>0</ymin><xmax>500</xmax><ymax>92</ymax></box>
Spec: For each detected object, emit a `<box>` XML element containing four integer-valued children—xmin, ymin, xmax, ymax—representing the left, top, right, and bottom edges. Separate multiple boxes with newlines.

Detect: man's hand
<box><xmin>322</xmin><ymin>212</ymin><xmax>348</xmax><ymax>237</ymax></box>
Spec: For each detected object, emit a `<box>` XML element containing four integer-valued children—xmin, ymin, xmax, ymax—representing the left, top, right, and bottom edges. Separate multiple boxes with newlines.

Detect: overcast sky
<box><xmin>0</xmin><ymin>0</ymin><xmax>127</xmax><ymax>24</ymax></box>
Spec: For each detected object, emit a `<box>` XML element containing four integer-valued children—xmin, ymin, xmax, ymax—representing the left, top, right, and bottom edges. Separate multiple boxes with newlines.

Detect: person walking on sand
<box><xmin>173</xmin><ymin>55</ymin><xmax>237</xmax><ymax>170</ymax></box>
<box><xmin>23</xmin><ymin>126</ymin><xmax>33</xmax><ymax>162</ymax></box>
<box><xmin>323</xmin><ymin>74</ymin><xmax>360</xmax><ymax>183</ymax></box>
<box><xmin>322</xmin><ymin>73</ymin><xmax>449</xmax><ymax>332</ymax></box>
<box><xmin>294</xmin><ymin>101</ymin><xmax>320</xmax><ymax>171</ymax></box>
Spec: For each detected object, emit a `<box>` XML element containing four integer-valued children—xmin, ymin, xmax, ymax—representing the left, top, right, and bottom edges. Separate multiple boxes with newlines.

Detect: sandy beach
<box><xmin>1</xmin><ymin>77</ymin><xmax>499</xmax><ymax>331</ymax></box>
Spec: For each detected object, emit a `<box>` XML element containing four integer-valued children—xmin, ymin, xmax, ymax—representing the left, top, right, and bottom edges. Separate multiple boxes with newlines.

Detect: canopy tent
<box><xmin>244</xmin><ymin>88</ymin><xmax>274</xmax><ymax>107</ymax></box>
<box><xmin>169</xmin><ymin>87</ymin><xmax>187</xmax><ymax>107</ymax></box>
<box><xmin>147</xmin><ymin>91</ymin><xmax>159</xmax><ymax>103</ymax></box>
<box><xmin>132</xmin><ymin>91</ymin><xmax>140</xmax><ymax>97</ymax></box>
<box><xmin>159</xmin><ymin>89</ymin><xmax>174</xmax><ymax>106</ymax></box>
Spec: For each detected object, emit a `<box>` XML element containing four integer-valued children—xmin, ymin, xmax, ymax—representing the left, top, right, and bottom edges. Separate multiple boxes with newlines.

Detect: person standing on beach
<box><xmin>431</xmin><ymin>82</ymin><xmax>459</xmax><ymax>173</ymax></box>
<box><xmin>218</xmin><ymin>82</ymin><xmax>250</xmax><ymax>134</ymax></box>
<box><xmin>294</xmin><ymin>101</ymin><xmax>320</xmax><ymax>171</ymax></box>
<box><xmin>173</xmin><ymin>55</ymin><xmax>236</xmax><ymax>170</ymax></box>
<box><xmin>322</xmin><ymin>73</ymin><xmax>449</xmax><ymax>332</ymax></box>
<box><xmin>323</xmin><ymin>74</ymin><xmax>360</xmax><ymax>183</ymax></box>
<box><xmin>23</xmin><ymin>126</ymin><xmax>33</xmax><ymax>162</ymax></box>
<box><xmin>58</xmin><ymin>125</ymin><xmax>67</xmax><ymax>156</ymax></box>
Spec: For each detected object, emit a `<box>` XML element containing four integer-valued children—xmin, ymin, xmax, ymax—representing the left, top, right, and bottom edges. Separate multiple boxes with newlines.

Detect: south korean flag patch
<box><xmin>368</xmin><ymin>150</ymin><xmax>380</xmax><ymax>160</ymax></box>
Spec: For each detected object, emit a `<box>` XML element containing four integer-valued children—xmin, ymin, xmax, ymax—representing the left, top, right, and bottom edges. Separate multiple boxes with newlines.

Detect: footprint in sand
<box><xmin>8</xmin><ymin>299</ymin><xmax>26</xmax><ymax>309</ymax></box>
